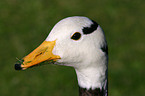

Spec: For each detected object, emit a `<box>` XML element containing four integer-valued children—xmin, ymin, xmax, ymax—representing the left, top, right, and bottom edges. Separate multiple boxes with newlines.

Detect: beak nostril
<box><xmin>15</xmin><ymin>64</ymin><xmax>22</xmax><ymax>70</ymax></box>
<box><xmin>34</xmin><ymin>52</ymin><xmax>43</xmax><ymax>59</ymax></box>
<box><xmin>34</xmin><ymin>47</ymin><xmax>48</xmax><ymax>59</ymax></box>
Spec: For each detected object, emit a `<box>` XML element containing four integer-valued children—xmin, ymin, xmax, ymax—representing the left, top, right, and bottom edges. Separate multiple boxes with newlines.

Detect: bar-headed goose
<box><xmin>15</xmin><ymin>16</ymin><xmax>108</xmax><ymax>96</ymax></box>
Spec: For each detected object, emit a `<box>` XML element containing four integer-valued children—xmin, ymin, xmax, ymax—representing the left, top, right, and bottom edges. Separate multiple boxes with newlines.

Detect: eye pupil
<box><xmin>71</xmin><ymin>32</ymin><xmax>81</xmax><ymax>40</ymax></box>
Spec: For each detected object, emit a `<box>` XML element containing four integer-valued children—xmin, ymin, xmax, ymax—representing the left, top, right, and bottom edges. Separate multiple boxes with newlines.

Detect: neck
<box><xmin>79</xmin><ymin>86</ymin><xmax>107</xmax><ymax>96</ymax></box>
<box><xmin>75</xmin><ymin>66</ymin><xmax>108</xmax><ymax>96</ymax></box>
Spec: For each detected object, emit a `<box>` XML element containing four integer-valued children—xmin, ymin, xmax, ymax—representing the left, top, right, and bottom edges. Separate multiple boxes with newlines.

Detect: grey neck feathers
<box><xmin>75</xmin><ymin>66</ymin><xmax>108</xmax><ymax>96</ymax></box>
<box><xmin>79</xmin><ymin>80</ymin><xmax>108</xmax><ymax>96</ymax></box>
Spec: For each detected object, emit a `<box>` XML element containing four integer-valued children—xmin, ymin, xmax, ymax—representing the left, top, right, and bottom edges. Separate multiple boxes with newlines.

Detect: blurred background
<box><xmin>0</xmin><ymin>0</ymin><xmax>145</xmax><ymax>96</ymax></box>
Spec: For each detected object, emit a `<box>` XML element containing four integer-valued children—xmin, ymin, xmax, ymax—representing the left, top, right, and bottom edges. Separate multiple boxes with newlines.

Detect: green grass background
<box><xmin>0</xmin><ymin>0</ymin><xmax>145</xmax><ymax>96</ymax></box>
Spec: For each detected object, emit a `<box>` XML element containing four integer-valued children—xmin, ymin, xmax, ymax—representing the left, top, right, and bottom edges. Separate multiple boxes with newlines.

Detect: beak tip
<box><xmin>15</xmin><ymin>64</ymin><xmax>22</xmax><ymax>70</ymax></box>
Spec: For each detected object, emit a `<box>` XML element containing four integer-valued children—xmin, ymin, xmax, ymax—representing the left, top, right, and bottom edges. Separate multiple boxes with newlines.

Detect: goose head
<box><xmin>15</xmin><ymin>16</ymin><xmax>108</xmax><ymax>94</ymax></box>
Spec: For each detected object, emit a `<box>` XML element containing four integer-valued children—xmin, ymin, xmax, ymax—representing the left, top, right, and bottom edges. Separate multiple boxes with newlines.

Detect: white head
<box><xmin>16</xmin><ymin>16</ymin><xmax>108</xmax><ymax>90</ymax></box>
<box><xmin>46</xmin><ymin>16</ymin><xmax>108</xmax><ymax>90</ymax></box>
<box><xmin>46</xmin><ymin>16</ymin><xmax>107</xmax><ymax>67</ymax></box>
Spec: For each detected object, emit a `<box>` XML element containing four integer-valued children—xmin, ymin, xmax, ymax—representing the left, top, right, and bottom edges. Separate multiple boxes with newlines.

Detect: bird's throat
<box><xmin>78</xmin><ymin>79</ymin><xmax>108</xmax><ymax>96</ymax></box>
<box><xmin>75</xmin><ymin>66</ymin><xmax>108</xmax><ymax>96</ymax></box>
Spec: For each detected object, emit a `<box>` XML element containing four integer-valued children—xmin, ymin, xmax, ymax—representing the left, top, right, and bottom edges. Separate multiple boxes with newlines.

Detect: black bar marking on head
<box><xmin>82</xmin><ymin>20</ymin><xmax>98</xmax><ymax>35</ymax></box>
<box><xmin>101</xmin><ymin>44</ymin><xmax>108</xmax><ymax>55</ymax></box>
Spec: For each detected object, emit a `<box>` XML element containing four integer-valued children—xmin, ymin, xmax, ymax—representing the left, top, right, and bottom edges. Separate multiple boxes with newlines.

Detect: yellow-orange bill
<box><xmin>15</xmin><ymin>40</ymin><xmax>60</xmax><ymax>70</ymax></box>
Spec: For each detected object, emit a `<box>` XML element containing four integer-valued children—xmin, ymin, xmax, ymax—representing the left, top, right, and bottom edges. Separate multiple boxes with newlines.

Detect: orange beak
<box><xmin>15</xmin><ymin>40</ymin><xmax>60</xmax><ymax>70</ymax></box>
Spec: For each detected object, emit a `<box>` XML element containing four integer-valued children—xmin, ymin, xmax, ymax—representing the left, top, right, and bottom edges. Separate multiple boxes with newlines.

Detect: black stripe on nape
<box><xmin>82</xmin><ymin>20</ymin><xmax>98</xmax><ymax>35</ymax></box>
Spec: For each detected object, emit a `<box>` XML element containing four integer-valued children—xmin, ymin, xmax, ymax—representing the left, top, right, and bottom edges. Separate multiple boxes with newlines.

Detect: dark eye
<box><xmin>71</xmin><ymin>32</ymin><xmax>81</xmax><ymax>40</ymax></box>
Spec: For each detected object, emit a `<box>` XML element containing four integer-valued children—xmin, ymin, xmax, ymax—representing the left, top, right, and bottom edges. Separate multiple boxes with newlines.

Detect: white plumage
<box><xmin>46</xmin><ymin>16</ymin><xmax>108</xmax><ymax>90</ymax></box>
<box><xmin>15</xmin><ymin>16</ymin><xmax>108</xmax><ymax>96</ymax></box>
